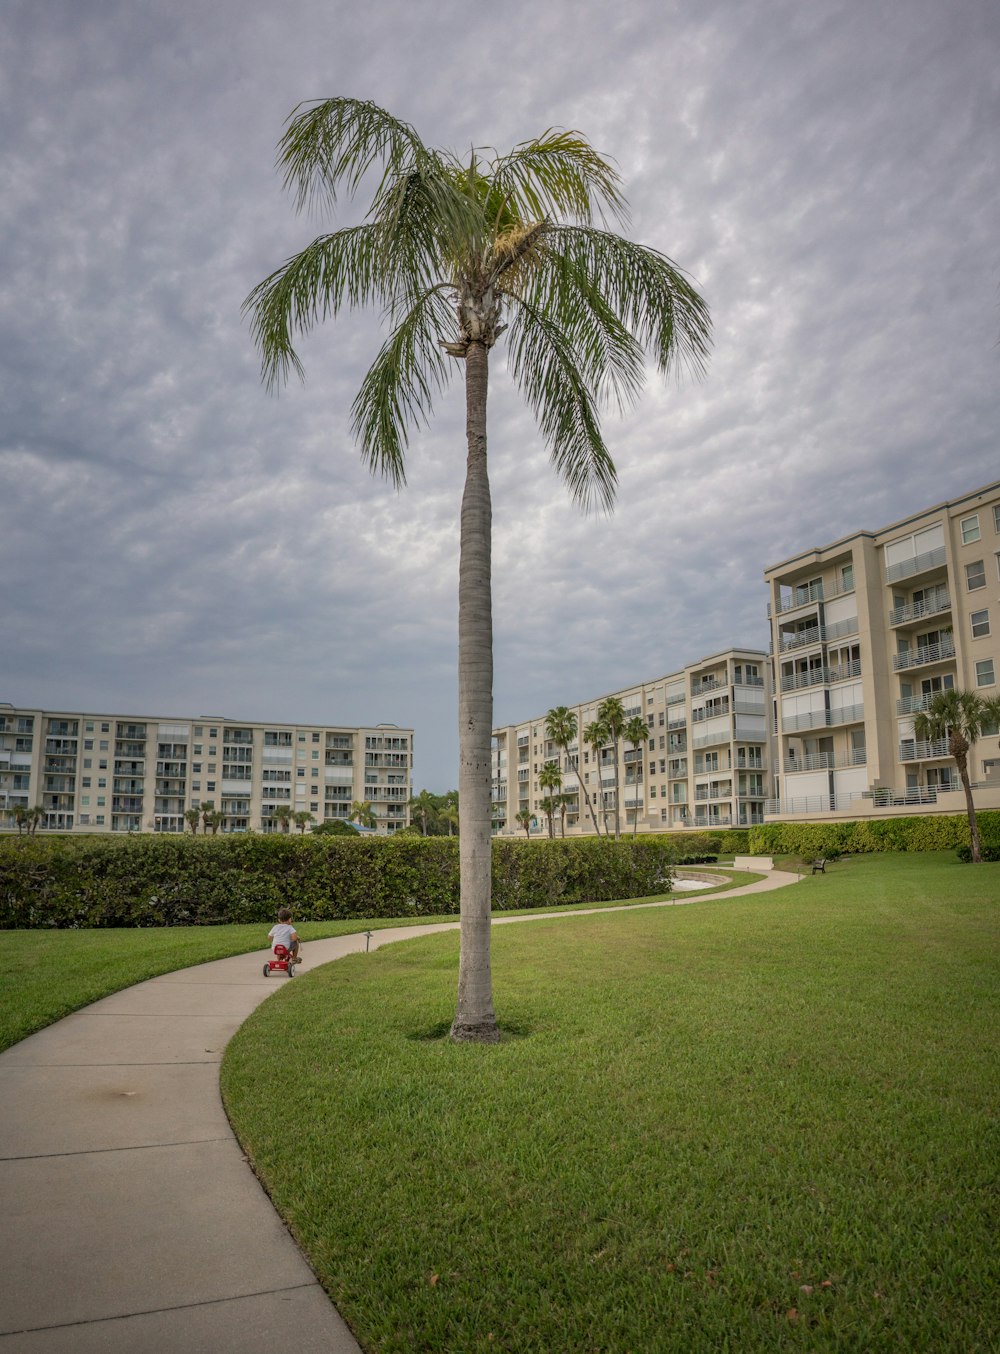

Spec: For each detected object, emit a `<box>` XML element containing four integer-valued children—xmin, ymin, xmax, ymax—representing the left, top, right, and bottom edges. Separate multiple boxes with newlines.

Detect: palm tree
<box><xmin>623</xmin><ymin>714</ymin><xmax>650</xmax><ymax>835</ymax></box>
<box><xmin>273</xmin><ymin>803</ymin><xmax>292</xmax><ymax>834</ymax></box>
<box><xmin>293</xmin><ymin>810</ymin><xmax>315</xmax><ymax>833</ymax></box>
<box><xmin>914</xmin><ymin>689</ymin><xmax>997</xmax><ymax>862</ymax></box>
<box><xmin>514</xmin><ymin>808</ymin><xmax>533</xmax><ymax>838</ymax></box>
<box><xmin>545</xmin><ymin>706</ymin><xmax>578</xmax><ymax>836</ymax></box>
<box><xmin>582</xmin><ymin>719</ymin><xmax>609</xmax><ymax>836</ymax></box>
<box><xmin>409</xmin><ymin>789</ymin><xmax>438</xmax><ymax>835</ymax></box>
<box><xmin>246</xmin><ymin>98</ymin><xmax>710</xmax><ymax>1040</ymax></box>
<box><xmin>439</xmin><ymin>803</ymin><xmax>460</xmax><ymax>837</ymax></box>
<box><xmin>184</xmin><ymin>807</ymin><xmax>200</xmax><ymax>835</ymax></box>
<box><xmin>538</xmin><ymin>760</ymin><xmax>563</xmax><ymax>839</ymax></box>
<box><xmin>597</xmin><ymin>697</ymin><xmax>626</xmax><ymax>838</ymax></box>
<box><xmin>349</xmin><ymin>799</ymin><xmax>376</xmax><ymax>829</ymax></box>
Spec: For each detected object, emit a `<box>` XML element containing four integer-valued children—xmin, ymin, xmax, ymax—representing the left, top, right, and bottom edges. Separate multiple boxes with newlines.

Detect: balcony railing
<box><xmin>781</xmin><ymin>703</ymin><xmax>865</xmax><ymax>733</ymax></box>
<box><xmin>899</xmin><ymin>738</ymin><xmax>951</xmax><ymax>762</ymax></box>
<box><xmin>888</xmin><ymin>588</ymin><xmax>951</xmax><ymax>627</ymax></box>
<box><xmin>885</xmin><ymin>545</ymin><xmax>947</xmax><ymax>585</ymax></box>
<box><xmin>896</xmin><ymin>693</ymin><xmax>942</xmax><ymax>716</ymax></box>
<box><xmin>779</xmin><ymin>625</ymin><xmax>823</xmax><ymax>652</ymax></box>
<box><xmin>784</xmin><ymin>749</ymin><xmax>867</xmax><ymax>773</ymax></box>
<box><xmin>693</xmin><ymin>729</ymin><xmax>731</xmax><ymax>748</ymax></box>
<box><xmin>892</xmin><ymin>637</ymin><xmax>956</xmax><ymax>672</ymax></box>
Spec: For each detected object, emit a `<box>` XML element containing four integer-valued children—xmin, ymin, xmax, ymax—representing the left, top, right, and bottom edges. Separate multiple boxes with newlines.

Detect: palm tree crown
<box><xmin>246</xmin><ymin>98</ymin><xmax>710</xmax><ymax>1040</ymax></box>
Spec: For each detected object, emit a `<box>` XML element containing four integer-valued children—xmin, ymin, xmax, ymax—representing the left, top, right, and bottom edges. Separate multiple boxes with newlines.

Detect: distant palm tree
<box><xmin>545</xmin><ymin>706</ymin><xmax>578</xmax><ymax>836</ymax></box>
<box><xmin>515</xmin><ymin>808</ymin><xmax>533</xmax><ymax>838</ymax></box>
<box><xmin>184</xmin><ymin>807</ymin><xmax>200</xmax><ymax>835</ymax></box>
<box><xmin>349</xmin><ymin>799</ymin><xmax>376</xmax><ymax>829</ymax></box>
<box><xmin>273</xmin><ymin>803</ymin><xmax>292</xmax><ymax>834</ymax></box>
<box><xmin>597</xmin><ymin>697</ymin><xmax>626</xmax><ymax>838</ymax></box>
<box><xmin>538</xmin><ymin>760</ymin><xmax>563</xmax><ymax>839</ymax></box>
<box><xmin>914</xmin><ymin>689</ymin><xmax>998</xmax><ymax>862</ymax></box>
<box><xmin>293</xmin><ymin>810</ymin><xmax>314</xmax><ymax>834</ymax></box>
<box><xmin>245</xmin><ymin>98</ymin><xmax>710</xmax><ymax>1041</ymax></box>
<box><xmin>623</xmin><ymin>714</ymin><xmax>650</xmax><ymax>835</ymax></box>
<box><xmin>439</xmin><ymin>804</ymin><xmax>460</xmax><ymax>836</ymax></box>
<box><xmin>409</xmin><ymin>789</ymin><xmax>438</xmax><ymax>835</ymax></box>
<box><xmin>582</xmin><ymin>719</ymin><xmax>608</xmax><ymax>836</ymax></box>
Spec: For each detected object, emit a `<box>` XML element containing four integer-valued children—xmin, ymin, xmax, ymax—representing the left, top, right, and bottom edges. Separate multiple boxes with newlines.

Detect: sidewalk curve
<box><xmin>0</xmin><ymin>869</ymin><xmax>798</xmax><ymax>1352</ymax></box>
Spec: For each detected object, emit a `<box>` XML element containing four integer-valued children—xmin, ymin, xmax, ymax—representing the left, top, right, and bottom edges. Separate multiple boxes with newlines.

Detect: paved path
<box><xmin>0</xmin><ymin>870</ymin><xmax>798</xmax><ymax>1352</ymax></box>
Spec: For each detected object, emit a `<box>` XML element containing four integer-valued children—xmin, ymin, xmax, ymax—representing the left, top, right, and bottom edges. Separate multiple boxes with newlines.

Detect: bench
<box><xmin>733</xmin><ymin>855</ymin><xmax>773</xmax><ymax>871</ymax></box>
<box><xmin>811</xmin><ymin>858</ymin><xmax>827</xmax><ymax>874</ymax></box>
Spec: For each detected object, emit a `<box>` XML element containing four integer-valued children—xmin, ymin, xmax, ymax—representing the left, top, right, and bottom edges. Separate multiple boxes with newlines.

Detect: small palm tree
<box><xmin>273</xmin><ymin>803</ymin><xmax>292</xmax><ymax>834</ymax></box>
<box><xmin>623</xmin><ymin>714</ymin><xmax>650</xmax><ymax>835</ymax></box>
<box><xmin>914</xmin><ymin>689</ymin><xmax>996</xmax><ymax>862</ymax></box>
<box><xmin>545</xmin><ymin>705</ymin><xmax>578</xmax><ymax>836</ymax></box>
<box><xmin>349</xmin><ymin>799</ymin><xmax>376</xmax><ymax>829</ymax></box>
<box><xmin>246</xmin><ymin>98</ymin><xmax>710</xmax><ymax>1040</ymax></box>
<box><xmin>582</xmin><ymin>719</ymin><xmax>609</xmax><ymax>836</ymax></box>
<box><xmin>538</xmin><ymin>760</ymin><xmax>563</xmax><ymax>839</ymax></box>
<box><xmin>409</xmin><ymin>789</ymin><xmax>438</xmax><ymax>835</ymax></box>
<box><xmin>184</xmin><ymin>807</ymin><xmax>200</xmax><ymax>835</ymax></box>
<box><xmin>515</xmin><ymin>808</ymin><xmax>533</xmax><ymax>838</ymax></box>
<box><xmin>597</xmin><ymin>697</ymin><xmax>626</xmax><ymax>838</ymax></box>
<box><xmin>293</xmin><ymin>810</ymin><xmax>314</xmax><ymax>834</ymax></box>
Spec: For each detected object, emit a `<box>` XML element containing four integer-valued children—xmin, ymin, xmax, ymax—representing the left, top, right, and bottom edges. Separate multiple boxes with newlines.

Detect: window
<box><xmin>96</xmin><ymin>814</ymin><xmax>105</xmax><ymax>824</ymax></box>
<box><xmin>99</xmin><ymin>760</ymin><xmax>107</xmax><ymax>771</ymax></box>
<box><xmin>841</xmin><ymin>563</ymin><xmax>854</xmax><ymax>591</ymax></box>
<box><xmin>80</xmin><ymin>796</ymin><xmax>90</xmax><ymax>806</ymax></box>
<box><xmin>98</xmin><ymin>777</ymin><xmax>106</xmax><ymax>788</ymax></box>
<box><xmin>297</xmin><ymin>768</ymin><xmax>305</xmax><ymax>778</ymax></box>
<box><xmin>311</xmin><ymin>768</ymin><xmax>318</xmax><ymax>778</ymax></box>
<box><xmin>966</xmin><ymin>560</ymin><xmax>986</xmax><ymax>590</ymax></box>
<box><xmin>298</xmin><ymin>734</ymin><xmax>306</xmax><ymax>743</ymax></box>
<box><xmin>101</xmin><ymin>723</ymin><xmax>109</xmax><ymax>733</ymax></box>
<box><xmin>312</xmin><ymin>732</ymin><xmax>320</xmax><ymax>742</ymax></box>
<box><xmin>99</xmin><ymin>740</ymin><xmax>108</xmax><ymax>751</ymax></box>
<box><xmin>971</xmin><ymin>610</ymin><xmax>990</xmax><ymax>638</ymax></box>
<box><xmin>192</xmin><ymin>781</ymin><xmax>201</xmax><ymax>791</ymax></box>
<box><xmin>82</xmin><ymin>777</ymin><xmax>91</xmax><ymax>788</ymax></box>
<box><xmin>209</xmin><ymin>728</ymin><xmax>218</xmax><ymax>738</ymax></box>
<box><xmin>206</xmin><ymin>781</ymin><xmax>216</xmax><ymax>792</ymax></box>
<box><xmin>83</xmin><ymin>758</ymin><xmax>92</xmax><ymax>769</ymax></box>
<box><xmin>994</xmin><ymin>504</ymin><xmax>1000</xmax><ymax>533</ymax></box>
<box><xmin>312</xmin><ymin>750</ymin><xmax>319</xmax><ymax>759</ymax></box>
<box><xmin>194</xmin><ymin>743</ymin><xmax>202</xmax><ymax>754</ymax></box>
<box><xmin>85</xmin><ymin>722</ymin><xmax>94</xmax><ymax>732</ymax></box>
<box><xmin>976</xmin><ymin>659</ymin><xmax>996</xmax><ymax>687</ymax></box>
<box><xmin>961</xmin><ymin>514</ymin><xmax>980</xmax><ymax>544</ymax></box>
<box><xmin>84</xmin><ymin>738</ymin><xmax>94</xmax><ymax>750</ymax></box>
<box><xmin>192</xmin><ymin>763</ymin><xmax>202</xmax><ymax>773</ymax></box>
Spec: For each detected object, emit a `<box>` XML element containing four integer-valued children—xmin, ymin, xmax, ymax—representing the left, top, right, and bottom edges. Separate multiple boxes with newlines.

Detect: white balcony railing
<box><xmin>899</xmin><ymin>738</ymin><xmax>951</xmax><ymax>762</ymax></box>
<box><xmin>888</xmin><ymin>588</ymin><xmax>950</xmax><ymax>627</ymax></box>
<box><xmin>885</xmin><ymin>545</ymin><xmax>947</xmax><ymax>585</ymax></box>
<box><xmin>892</xmin><ymin>637</ymin><xmax>956</xmax><ymax>672</ymax></box>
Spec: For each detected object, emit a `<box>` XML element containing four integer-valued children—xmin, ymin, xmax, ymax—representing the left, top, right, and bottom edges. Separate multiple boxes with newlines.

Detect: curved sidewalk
<box><xmin>0</xmin><ymin>870</ymin><xmax>798</xmax><ymax>1352</ymax></box>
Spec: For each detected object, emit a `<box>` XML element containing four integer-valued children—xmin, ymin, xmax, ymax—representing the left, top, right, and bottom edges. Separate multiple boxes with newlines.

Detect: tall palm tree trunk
<box><xmin>612</xmin><ymin>739</ymin><xmax>622</xmax><ymax>839</ymax></box>
<box><xmin>953</xmin><ymin>739</ymin><xmax>981</xmax><ymax>862</ymax></box>
<box><xmin>452</xmin><ymin>340</ymin><xmax>500</xmax><ymax>1043</ymax></box>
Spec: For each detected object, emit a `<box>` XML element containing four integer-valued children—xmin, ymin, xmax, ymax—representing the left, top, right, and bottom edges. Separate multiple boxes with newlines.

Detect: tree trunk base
<box><xmin>449</xmin><ymin>1016</ymin><xmax>501</xmax><ymax>1044</ymax></box>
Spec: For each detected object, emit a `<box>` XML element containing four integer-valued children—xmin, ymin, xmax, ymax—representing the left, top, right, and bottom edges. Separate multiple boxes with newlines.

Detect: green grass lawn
<box><xmin>0</xmin><ymin>873</ymin><xmax>746</xmax><ymax>1054</ymax></box>
<box><xmin>222</xmin><ymin>853</ymin><xmax>999</xmax><ymax>1353</ymax></box>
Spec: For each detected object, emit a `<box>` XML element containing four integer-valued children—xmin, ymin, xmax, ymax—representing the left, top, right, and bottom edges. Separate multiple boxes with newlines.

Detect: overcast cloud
<box><xmin>2</xmin><ymin>0</ymin><xmax>998</xmax><ymax>789</ymax></box>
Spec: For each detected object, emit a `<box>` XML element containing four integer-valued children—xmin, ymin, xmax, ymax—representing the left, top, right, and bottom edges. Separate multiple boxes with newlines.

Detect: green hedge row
<box><xmin>747</xmin><ymin>811</ymin><xmax>1000</xmax><ymax>858</ymax></box>
<box><xmin>0</xmin><ymin>834</ymin><xmax>676</xmax><ymax>929</ymax></box>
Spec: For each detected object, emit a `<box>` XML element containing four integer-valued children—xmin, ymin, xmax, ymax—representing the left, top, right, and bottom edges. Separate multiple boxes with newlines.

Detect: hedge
<box><xmin>0</xmin><ymin>834</ymin><xmax>676</xmax><ymax>929</ymax></box>
<box><xmin>747</xmin><ymin>811</ymin><xmax>1000</xmax><ymax>859</ymax></box>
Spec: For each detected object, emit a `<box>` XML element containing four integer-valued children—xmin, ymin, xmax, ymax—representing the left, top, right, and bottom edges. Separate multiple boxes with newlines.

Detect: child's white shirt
<box><xmin>268</xmin><ymin>922</ymin><xmax>298</xmax><ymax>950</ymax></box>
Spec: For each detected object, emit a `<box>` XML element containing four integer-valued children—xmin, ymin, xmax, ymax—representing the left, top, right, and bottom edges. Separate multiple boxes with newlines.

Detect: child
<box><xmin>267</xmin><ymin>907</ymin><xmax>302</xmax><ymax>964</ymax></box>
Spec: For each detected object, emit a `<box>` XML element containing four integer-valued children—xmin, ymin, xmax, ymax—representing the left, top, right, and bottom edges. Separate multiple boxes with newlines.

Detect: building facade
<box><xmin>492</xmin><ymin>648</ymin><xmax>773</xmax><ymax>837</ymax></box>
<box><xmin>0</xmin><ymin>708</ymin><xmax>413</xmax><ymax>835</ymax></box>
<box><xmin>764</xmin><ymin>481</ymin><xmax>1000</xmax><ymax>821</ymax></box>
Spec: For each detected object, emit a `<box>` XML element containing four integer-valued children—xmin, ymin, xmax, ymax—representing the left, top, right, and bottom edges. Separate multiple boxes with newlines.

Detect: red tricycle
<box><xmin>263</xmin><ymin>943</ymin><xmax>299</xmax><ymax>978</ymax></box>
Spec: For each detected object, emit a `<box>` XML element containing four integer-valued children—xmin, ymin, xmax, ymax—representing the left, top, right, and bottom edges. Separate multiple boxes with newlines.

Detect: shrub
<box><xmin>748</xmin><ymin>812</ymin><xmax>999</xmax><ymax>859</ymax></box>
<box><xmin>0</xmin><ymin>834</ymin><xmax>675</xmax><ymax>929</ymax></box>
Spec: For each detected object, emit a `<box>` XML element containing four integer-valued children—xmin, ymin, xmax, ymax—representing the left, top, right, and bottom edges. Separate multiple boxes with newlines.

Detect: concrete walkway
<box><xmin>0</xmin><ymin>870</ymin><xmax>798</xmax><ymax>1352</ymax></box>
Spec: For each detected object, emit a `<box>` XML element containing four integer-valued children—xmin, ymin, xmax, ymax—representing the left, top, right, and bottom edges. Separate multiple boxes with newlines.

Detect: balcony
<box><xmin>888</xmin><ymin>588</ymin><xmax>951</xmax><ymax>627</ymax></box>
<box><xmin>779</xmin><ymin>624</ymin><xmax>823</xmax><ymax>652</ymax></box>
<box><xmin>892</xmin><ymin>637</ymin><xmax>956</xmax><ymax>672</ymax></box>
<box><xmin>784</xmin><ymin>749</ymin><xmax>867</xmax><ymax>773</ymax></box>
<box><xmin>692</xmin><ymin>729</ymin><xmax>730</xmax><ymax>748</ymax></box>
<box><xmin>885</xmin><ymin>545</ymin><xmax>947</xmax><ymax>585</ymax></box>
<box><xmin>780</xmin><ymin>658</ymin><xmax>862</xmax><ymax>693</ymax></box>
<box><xmin>899</xmin><ymin>738</ymin><xmax>951</xmax><ymax>762</ymax></box>
<box><xmin>896</xmin><ymin>693</ymin><xmax>943</xmax><ymax>716</ymax></box>
<box><xmin>691</xmin><ymin>677</ymin><xmax>727</xmax><ymax>695</ymax></box>
<box><xmin>781</xmin><ymin>703</ymin><xmax>865</xmax><ymax>733</ymax></box>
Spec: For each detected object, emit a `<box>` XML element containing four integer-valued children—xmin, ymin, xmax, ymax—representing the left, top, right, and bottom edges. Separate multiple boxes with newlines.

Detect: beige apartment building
<box><xmin>492</xmin><ymin>648</ymin><xmax>773</xmax><ymax>837</ymax></box>
<box><xmin>0</xmin><ymin>707</ymin><xmax>413</xmax><ymax>835</ymax></box>
<box><xmin>764</xmin><ymin>481</ymin><xmax>1000</xmax><ymax>821</ymax></box>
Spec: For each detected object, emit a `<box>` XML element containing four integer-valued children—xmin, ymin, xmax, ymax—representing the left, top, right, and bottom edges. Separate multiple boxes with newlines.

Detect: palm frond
<box><xmin>490</xmin><ymin>130</ymin><xmax>627</xmax><ymax>227</ymax></box>
<box><xmin>546</xmin><ymin>226</ymin><xmax>712</xmax><ymax>379</ymax></box>
<box><xmin>243</xmin><ymin>226</ymin><xmax>393</xmax><ymax>391</ymax></box>
<box><xmin>278</xmin><ymin>97</ymin><xmax>434</xmax><ymax>215</ymax></box>
<box><xmin>506</xmin><ymin>299</ymin><xmax>618</xmax><ymax>513</ymax></box>
<box><xmin>350</xmin><ymin>286</ymin><xmax>456</xmax><ymax>486</ymax></box>
<box><xmin>513</xmin><ymin>241</ymin><xmax>645</xmax><ymax>411</ymax></box>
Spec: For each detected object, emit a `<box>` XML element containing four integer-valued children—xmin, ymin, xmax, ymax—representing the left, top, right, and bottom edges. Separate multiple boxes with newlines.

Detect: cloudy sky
<box><xmin>2</xmin><ymin>0</ymin><xmax>998</xmax><ymax>790</ymax></box>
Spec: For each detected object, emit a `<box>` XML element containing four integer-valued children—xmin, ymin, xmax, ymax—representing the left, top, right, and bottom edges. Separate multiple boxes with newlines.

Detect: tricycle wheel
<box><xmin>262</xmin><ymin>964</ymin><xmax>270</xmax><ymax>977</ymax></box>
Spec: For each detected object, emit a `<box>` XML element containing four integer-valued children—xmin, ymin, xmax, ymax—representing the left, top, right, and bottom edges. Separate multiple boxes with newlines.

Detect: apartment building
<box><xmin>492</xmin><ymin>648</ymin><xmax>773</xmax><ymax>837</ymax></box>
<box><xmin>764</xmin><ymin>481</ymin><xmax>1000</xmax><ymax>820</ymax></box>
<box><xmin>0</xmin><ymin>707</ymin><xmax>413</xmax><ymax>835</ymax></box>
